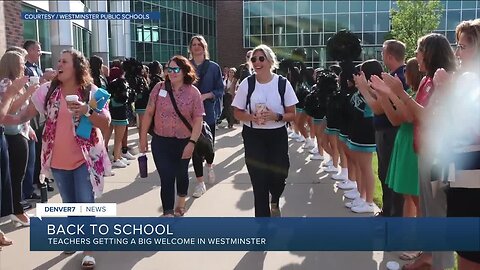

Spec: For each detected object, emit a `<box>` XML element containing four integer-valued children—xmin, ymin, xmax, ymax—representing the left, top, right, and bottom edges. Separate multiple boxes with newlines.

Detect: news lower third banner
<box><xmin>30</xmin><ymin>217</ymin><xmax>480</xmax><ymax>251</ymax></box>
<box><xmin>21</xmin><ymin>12</ymin><xmax>160</xmax><ymax>20</ymax></box>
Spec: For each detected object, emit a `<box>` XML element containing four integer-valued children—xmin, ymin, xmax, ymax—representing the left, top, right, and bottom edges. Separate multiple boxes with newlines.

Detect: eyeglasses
<box><xmin>167</xmin><ymin>67</ymin><xmax>181</xmax><ymax>74</ymax></box>
<box><xmin>250</xmin><ymin>56</ymin><xmax>265</xmax><ymax>63</ymax></box>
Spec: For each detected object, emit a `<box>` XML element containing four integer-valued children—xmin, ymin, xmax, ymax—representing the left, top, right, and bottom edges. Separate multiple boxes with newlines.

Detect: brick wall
<box><xmin>4</xmin><ymin>0</ymin><xmax>23</xmax><ymax>48</ymax></box>
<box><xmin>216</xmin><ymin>0</ymin><xmax>246</xmax><ymax>69</ymax></box>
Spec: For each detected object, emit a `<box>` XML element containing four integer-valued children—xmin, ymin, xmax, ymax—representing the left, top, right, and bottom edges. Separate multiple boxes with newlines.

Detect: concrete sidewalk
<box><xmin>0</xmin><ymin>125</ymin><xmax>404</xmax><ymax>270</ymax></box>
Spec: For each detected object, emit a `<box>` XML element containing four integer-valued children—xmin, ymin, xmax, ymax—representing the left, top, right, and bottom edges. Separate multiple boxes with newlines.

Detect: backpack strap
<box><xmin>278</xmin><ymin>75</ymin><xmax>287</xmax><ymax>108</ymax></box>
<box><xmin>245</xmin><ymin>74</ymin><xmax>256</xmax><ymax>128</ymax></box>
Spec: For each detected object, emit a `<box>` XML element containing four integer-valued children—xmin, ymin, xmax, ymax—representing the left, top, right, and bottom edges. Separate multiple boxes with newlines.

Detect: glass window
<box><xmin>364</xmin><ymin>1</ymin><xmax>376</xmax><ymax>11</ymax></box>
<box><xmin>260</xmin><ymin>1</ymin><xmax>273</xmax><ymax>17</ymax></box>
<box><xmin>337</xmin><ymin>1</ymin><xmax>349</xmax><ymax>13</ymax></box>
<box><xmin>351</xmin><ymin>1</ymin><xmax>362</xmax><ymax>12</ymax></box>
<box><xmin>462</xmin><ymin>10</ymin><xmax>476</xmax><ymax>21</ymax></box>
<box><xmin>324</xmin><ymin>1</ymin><xmax>336</xmax><ymax>13</ymax></box>
<box><xmin>262</xmin><ymin>35</ymin><xmax>273</xmax><ymax>46</ymax></box>
<box><xmin>377</xmin><ymin>1</ymin><xmax>390</xmax><ymax>11</ymax></box>
<box><xmin>285</xmin><ymin>16</ymin><xmax>298</xmax><ymax>33</ymax></box>
<box><xmin>311</xmin><ymin>15</ymin><xmax>323</xmax><ymax>32</ymax></box>
<box><xmin>273</xmin><ymin>1</ymin><xmax>285</xmax><ymax>15</ymax></box>
<box><xmin>262</xmin><ymin>17</ymin><xmax>274</xmax><ymax>34</ymax></box>
<box><xmin>462</xmin><ymin>1</ymin><xmax>476</xmax><ymax>9</ymax></box>
<box><xmin>437</xmin><ymin>10</ymin><xmax>446</xmax><ymax>30</ymax></box>
<box><xmin>363</xmin><ymin>13</ymin><xmax>376</xmax><ymax>31</ymax></box>
<box><xmin>250</xmin><ymin>17</ymin><xmax>261</xmax><ymax>35</ymax></box>
<box><xmin>363</xmin><ymin>33</ymin><xmax>375</xmax><ymax>45</ymax></box>
<box><xmin>311</xmin><ymin>1</ymin><xmax>323</xmax><ymax>14</ymax></box>
<box><xmin>377</xmin><ymin>32</ymin><xmax>389</xmax><ymax>43</ymax></box>
<box><xmin>286</xmin><ymin>34</ymin><xmax>297</xmax><ymax>47</ymax></box>
<box><xmin>324</xmin><ymin>33</ymin><xmax>335</xmax><ymax>45</ymax></box>
<box><xmin>446</xmin><ymin>30</ymin><xmax>456</xmax><ymax>43</ymax></box>
<box><xmin>274</xmin><ymin>34</ymin><xmax>285</xmax><ymax>46</ymax></box>
<box><xmin>286</xmin><ymin>1</ymin><xmax>297</xmax><ymax>14</ymax></box>
<box><xmin>302</xmin><ymin>33</ymin><xmax>311</xmax><ymax>46</ymax></box>
<box><xmin>299</xmin><ymin>16</ymin><xmax>310</xmax><ymax>33</ymax></box>
<box><xmin>243</xmin><ymin>2</ymin><xmax>249</xmax><ymax>17</ymax></box>
<box><xmin>250</xmin><ymin>35</ymin><xmax>261</xmax><ymax>47</ymax></box>
<box><xmin>166</xmin><ymin>9</ymin><xmax>174</xmax><ymax>29</ymax></box>
<box><xmin>159</xmin><ymin>7</ymin><xmax>167</xmax><ymax>28</ymax></box>
<box><xmin>447</xmin><ymin>10</ymin><xmax>461</xmax><ymax>29</ymax></box>
<box><xmin>337</xmin><ymin>14</ymin><xmax>349</xmax><ymax>30</ymax></box>
<box><xmin>447</xmin><ymin>0</ymin><xmax>461</xmax><ymax>9</ymax></box>
<box><xmin>298</xmin><ymin>1</ymin><xmax>310</xmax><ymax>14</ymax></box>
<box><xmin>324</xmin><ymin>14</ymin><xmax>336</xmax><ymax>32</ymax></box>
<box><xmin>23</xmin><ymin>19</ymin><xmax>37</xmax><ymax>41</ymax></box>
<box><xmin>377</xmin><ymin>12</ymin><xmax>389</xmax><ymax>31</ymax></box>
<box><xmin>249</xmin><ymin>1</ymin><xmax>260</xmax><ymax>16</ymax></box>
<box><xmin>350</xmin><ymin>13</ymin><xmax>362</xmax><ymax>32</ymax></box>
<box><xmin>38</xmin><ymin>19</ymin><xmax>51</xmax><ymax>50</ymax></box>
<box><xmin>274</xmin><ymin>17</ymin><xmax>285</xmax><ymax>34</ymax></box>
<box><xmin>311</xmin><ymin>33</ymin><xmax>322</xmax><ymax>46</ymax></box>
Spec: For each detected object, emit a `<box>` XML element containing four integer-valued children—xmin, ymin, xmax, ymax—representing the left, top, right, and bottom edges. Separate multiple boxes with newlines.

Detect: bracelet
<box><xmin>188</xmin><ymin>139</ymin><xmax>197</xmax><ymax>145</ymax></box>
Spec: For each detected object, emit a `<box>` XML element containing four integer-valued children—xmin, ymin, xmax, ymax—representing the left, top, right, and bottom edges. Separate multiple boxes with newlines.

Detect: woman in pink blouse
<box><xmin>4</xmin><ymin>49</ymin><xmax>110</xmax><ymax>269</ymax></box>
<box><xmin>140</xmin><ymin>55</ymin><xmax>204</xmax><ymax>217</ymax></box>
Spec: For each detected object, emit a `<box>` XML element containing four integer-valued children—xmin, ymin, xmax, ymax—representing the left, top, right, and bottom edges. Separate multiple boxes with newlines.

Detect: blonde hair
<box><xmin>251</xmin><ymin>44</ymin><xmax>279</xmax><ymax>72</ymax></box>
<box><xmin>188</xmin><ymin>35</ymin><xmax>210</xmax><ymax>60</ymax></box>
<box><xmin>456</xmin><ymin>19</ymin><xmax>480</xmax><ymax>54</ymax></box>
<box><xmin>0</xmin><ymin>51</ymin><xmax>24</xmax><ymax>80</ymax></box>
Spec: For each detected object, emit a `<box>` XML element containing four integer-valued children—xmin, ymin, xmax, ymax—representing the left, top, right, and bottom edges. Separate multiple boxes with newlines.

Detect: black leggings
<box><xmin>192</xmin><ymin>123</ymin><xmax>215</xmax><ymax>178</ymax></box>
<box><xmin>5</xmin><ymin>134</ymin><xmax>28</xmax><ymax>215</ymax></box>
<box><xmin>242</xmin><ymin>125</ymin><xmax>290</xmax><ymax>217</ymax></box>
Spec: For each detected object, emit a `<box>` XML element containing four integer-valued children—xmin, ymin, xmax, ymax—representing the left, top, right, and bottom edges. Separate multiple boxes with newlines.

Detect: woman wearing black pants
<box><xmin>233</xmin><ymin>44</ymin><xmax>298</xmax><ymax>217</ymax></box>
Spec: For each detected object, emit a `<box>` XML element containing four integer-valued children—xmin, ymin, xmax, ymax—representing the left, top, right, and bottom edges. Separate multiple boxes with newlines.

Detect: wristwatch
<box><xmin>275</xmin><ymin>113</ymin><xmax>283</xmax><ymax>122</ymax></box>
<box><xmin>84</xmin><ymin>105</ymin><xmax>94</xmax><ymax>117</ymax></box>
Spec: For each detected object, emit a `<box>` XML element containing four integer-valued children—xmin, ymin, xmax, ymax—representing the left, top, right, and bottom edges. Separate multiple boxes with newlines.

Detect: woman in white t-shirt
<box><xmin>232</xmin><ymin>44</ymin><xmax>298</xmax><ymax>217</ymax></box>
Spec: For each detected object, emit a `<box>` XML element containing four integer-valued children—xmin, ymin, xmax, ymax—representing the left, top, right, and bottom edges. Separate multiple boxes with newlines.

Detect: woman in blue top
<box><xmin>188</xmin><ymin>35</ymin><xmax>224</xmax><ymax>198</ymax></box>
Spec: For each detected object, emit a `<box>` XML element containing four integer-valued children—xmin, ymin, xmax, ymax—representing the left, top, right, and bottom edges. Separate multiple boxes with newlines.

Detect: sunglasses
<box><xmin>250</xmin><ymin>56</ymin><xmax>266</xmax><ymax>63</ymax></box>
<box><xmin>167</xmin><ymin>67</ymin><xmax>181</xmax><ymax>74</ymax></box>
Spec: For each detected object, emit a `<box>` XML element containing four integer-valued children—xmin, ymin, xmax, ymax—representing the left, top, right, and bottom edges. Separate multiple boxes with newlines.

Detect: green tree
<box><xmin>391</xmin><ymin>0</ymin><xmax>443</xmax><ymax>58</ymax></box>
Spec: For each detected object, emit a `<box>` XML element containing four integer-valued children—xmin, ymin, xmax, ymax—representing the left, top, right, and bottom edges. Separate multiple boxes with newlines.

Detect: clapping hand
<box><xmin>6</xmin><ymin>76</ymin><xmax>29</xmax><ymax>95</ymax></box>
<box><xmin>381</xmin><ymin>72</ymin><xmax>404</xmax><ymax>95</ymax></box>
<box><xmin>370</xmin><ymin>75</ymin><xmax>391</xmax><ymax>97</ymax></box>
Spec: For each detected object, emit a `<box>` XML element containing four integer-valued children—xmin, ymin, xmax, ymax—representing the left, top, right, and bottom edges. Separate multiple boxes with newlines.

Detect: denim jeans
<box><xmin>151</xmin><ymin>135</ymin><xmax>190</xmax><ymax>215</ymax></box>
<box><xmin>51</xmin><ymin>163</ymin><xmax>94</xmax><ymax>203</ymax></box>
<box><xmin>22</xmin><ymin>139</ymin><xmax>36</xmax><ymax>198</ymax></box>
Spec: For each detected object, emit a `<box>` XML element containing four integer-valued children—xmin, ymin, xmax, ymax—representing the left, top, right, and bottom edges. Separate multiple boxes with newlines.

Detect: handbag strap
<box><xmin>166</xmin><ymin>80</ymin><xmax>193</xmax><ymax>132</ymax></box>
<box><xmin>150</xmin><ymin>82</ymin><xmax>162</xmax><ymax>118</ymax></box>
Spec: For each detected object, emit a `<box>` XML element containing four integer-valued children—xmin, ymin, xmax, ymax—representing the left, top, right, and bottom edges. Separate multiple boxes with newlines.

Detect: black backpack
<box><xmin>245</xmin><ymin>74</ymin><xmax>287</xmax><ymax>127</ymax></box>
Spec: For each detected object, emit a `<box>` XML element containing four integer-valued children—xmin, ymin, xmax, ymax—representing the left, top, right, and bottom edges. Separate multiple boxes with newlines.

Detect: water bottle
<box><xmin>39</xmin><ymin>174</ymin><xmax>48</xmax><ymax>203</ymax></box>
<box><xmin>138</xmin><ymin>154</ymin><xmax>148</xmax><ymax>178</ymax></box>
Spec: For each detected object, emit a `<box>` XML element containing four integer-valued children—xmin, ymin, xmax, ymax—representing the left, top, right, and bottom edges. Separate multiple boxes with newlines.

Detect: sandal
<box><xmin>0</xmin><ymin>234</ymin><xmax>13</xmax><ymax>246</ymax></box>
<box><xmin>81</xmin><ymin>255</ymin><xmax>96</xmax><ymax>270</ymax></box>
<box><xmin>399</xmin><ymin>251</ymin><xmax>422</xmax><ymax>261</ymax></box>
<box><xmin>174</xmin><ymin>207</ymin><xmax>186</xmax><ymax>217</ymax></box>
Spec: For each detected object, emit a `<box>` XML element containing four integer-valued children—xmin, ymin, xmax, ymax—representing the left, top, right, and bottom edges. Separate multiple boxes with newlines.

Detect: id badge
<box><xmin>159</xmin><ymin>89</ymin><xmax>167</xmax><ymax>97</ymax></box>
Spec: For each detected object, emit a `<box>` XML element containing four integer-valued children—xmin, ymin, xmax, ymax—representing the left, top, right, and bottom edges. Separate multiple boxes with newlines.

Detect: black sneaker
<box><xmin>20</xmin><ymin>201</ymin><xmax>33</xmax><ymax>211</ymax></box>
<box><xmin>47</xmin><ymin>183</ymin><xmax>54</xmax><ymax>192</ymax></box>
<box><xmin>26</xmin><ymin>192</ymin><xmax>41</xmax><ymax>201</ymax></box>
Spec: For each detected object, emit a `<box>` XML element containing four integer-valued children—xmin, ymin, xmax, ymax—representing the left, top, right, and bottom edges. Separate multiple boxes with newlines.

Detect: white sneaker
<box><xmin>310</xmin><ymin>153</ymin><xmax>324</xmax><ymax>160</ymax></box>
<box><xmin>322</xmin><ymin>159</ymin><xmax>333</xmax><ymax>167</ymax></box>
<box><xmin>112</xmin><ymin>159</ymin><xmax>127</xmax><ymax>168</ymax></box>
<box><xmin>289</xmin><ymin>132</ymin><xmax>300</xmax><ymax>139</ymax></box>
<box><xmin>122</xmin><ymin>152</ymin><xmax>136</xmax><ymax>160</ymax></box>
<box><xmin>120</xmin><ymin>157</ymin><xmax>131</xmax><ymax>165</ymax></box>
<box><xmin>344</xmin><ymin>189</ymin><xmax>360</xmax><ymax>200</ymax></box>
<box><xmin>351</xmin><ymin>202</ymin><xmax>375</xmax><ymax>213</ymax></box>
<box><xmin>207</xmin><ymin>167</ymin><xmax>215</xmax><ymax>184</ymax></box>
<box><xmin>302</xmin><ymin>138</ymin><xmax>315</xmax><ymax>149</ymax></box>
<box><xmin>309</xmin><ymin>146</ymin><xmax>319</xmax><ymax>154</ymax></box>
<box><xmin>192</xmin><ymin>182</ymin><xmax>206</xmax><ymax>198</ymax></box>
<box><xmin>295</xmin><ymin>135</ymin><xmax>306</xmax><ymax>143</ymax></box>
<box><xmin>324</xmin><ymin>165</ymin><xmax>338</xmax><ymax>173</ymax></box>
<box><xmin>332</xmin><ymin>170</ymin><xmax>347</xmax><ymax>181</ymax></box>
<box><xmin>336</xmin><ymin>179</ymin><xmax>357</xmax><ymax>190</ymax></box>
<box><xmin>104</xmin><ymin>168</ymin><xmax>116</xmax><ymax>176</ymax></box>
<box><xmin>345</xmin><ymin>197</ymin><xmax>365</xmax><ymax>208</ymax></box>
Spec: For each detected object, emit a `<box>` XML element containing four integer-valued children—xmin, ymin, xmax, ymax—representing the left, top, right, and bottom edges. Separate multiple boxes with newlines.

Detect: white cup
<box><xmin>29</xmin><ymin>76</ymin><xmax>40</xmax><ymax>85</ymax></box>
<box><xmin>45</xmin><ymin>68</ymin><xmax>54</xmax><ymax>72</ymax></box>
<box><xmin>65</xmin><ymin>95</ymin><xmax>79</xmax><ymax>102</ymax></box>
<box><xmin>386</xmin><ymin>261</ymin><xmax>400</xmax><ymax>270</ymax></box>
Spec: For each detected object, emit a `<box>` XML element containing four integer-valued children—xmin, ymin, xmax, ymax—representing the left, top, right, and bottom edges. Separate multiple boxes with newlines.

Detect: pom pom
<box><xmin>326</xmin><ymin>30</ymin><xmax>362</xmax><ymax>62</ymax></box>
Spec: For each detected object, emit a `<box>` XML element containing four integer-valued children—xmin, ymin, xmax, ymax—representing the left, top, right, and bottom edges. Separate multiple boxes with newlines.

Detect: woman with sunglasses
<box><xmin>140</xmin><ymin>55</ymin><xmax>204</xmax><ymax>217</ymax></box>
<box><xmin>232</xmin><ymin>44</ymin><xmax>298</xmax><ymax>217</ymax></box>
